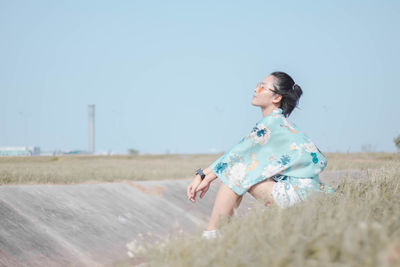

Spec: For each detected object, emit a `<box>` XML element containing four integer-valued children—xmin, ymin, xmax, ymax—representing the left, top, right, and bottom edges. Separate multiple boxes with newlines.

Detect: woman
<box><xmin>186</xmin><ymin>71</ymin><xmax>334</xmax><ymax>239</ymax></box>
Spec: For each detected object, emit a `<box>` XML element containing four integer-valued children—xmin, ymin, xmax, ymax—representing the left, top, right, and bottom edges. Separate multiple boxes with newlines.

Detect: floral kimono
<box><xmin>209</xmin><ymin>107</ymin><xmax>334</xmax><ymax>207</ymax></box>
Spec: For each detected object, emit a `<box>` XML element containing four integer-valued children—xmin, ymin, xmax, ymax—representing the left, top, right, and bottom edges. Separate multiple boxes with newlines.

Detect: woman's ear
<box><xmin>272</xmin><ymin>94</ymin><xmax>282</xmax><ymax>104</ymax></box>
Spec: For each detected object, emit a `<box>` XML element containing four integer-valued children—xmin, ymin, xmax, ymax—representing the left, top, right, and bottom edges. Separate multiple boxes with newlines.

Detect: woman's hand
<box><xmin>186</xmin><ymin>175</ymin><xmax>202</xmax><ymax>203</ymax></box>
<box><xmin>195</xmin><ymin>179</ymin><xmax>211</xmax><ymax>199</ymax></box>
<box><xmin>187</xmin><ymin>168</ymin><xmax>217</xmax><ymax>203</ymax></box>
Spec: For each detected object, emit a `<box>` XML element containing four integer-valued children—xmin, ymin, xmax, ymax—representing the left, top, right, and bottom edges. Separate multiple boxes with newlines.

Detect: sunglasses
<box><xmin>255</xmin><ymin>82</ymin><xmax>275</xmax><ymax>93</ymax></box>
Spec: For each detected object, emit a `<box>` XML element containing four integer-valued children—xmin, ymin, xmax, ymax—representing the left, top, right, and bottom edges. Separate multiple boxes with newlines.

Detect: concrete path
<box><xmin>0</xmin><ymin>169</ymin><xmax>366</xmax><ymax>266</ymax></box>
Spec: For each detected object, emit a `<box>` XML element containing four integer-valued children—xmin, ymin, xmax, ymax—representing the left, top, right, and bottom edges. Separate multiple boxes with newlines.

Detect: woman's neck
<box><xmin>261</xmin><ymin>105</ymin><xmax>279</xmax><ymax>117</ymax></box>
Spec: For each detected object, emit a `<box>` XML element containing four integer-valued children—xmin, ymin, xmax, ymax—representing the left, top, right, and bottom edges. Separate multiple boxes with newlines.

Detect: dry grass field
<box><xmin>119</xmin><ymin>153</ymin><xmax>399</xmax><ymax>267</ymax></box>
<box><xmin>0</xmin><ymin>153</ymin><xmax>399</xmax><ymax>185</ymax></box>
<box><xmin>0</xmin><ymin>154</ymin><xmax>214</xmax><ymax>184</ymax></box>
<box><xmin>131</xmin><ymin>165</ymin><xmax>400</xmax><ymax>267</ymax></box>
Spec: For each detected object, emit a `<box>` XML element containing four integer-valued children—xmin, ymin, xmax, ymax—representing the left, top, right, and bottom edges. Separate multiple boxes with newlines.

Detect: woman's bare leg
<box><xmin>247</xmin><ymin>178</ymin><xmax>275</xmax><ymax>205</ymax></box>
<box><xmin>205</xmin><ymin>182</ymin><xmax>242</xmax><ymax>231</ymax></box>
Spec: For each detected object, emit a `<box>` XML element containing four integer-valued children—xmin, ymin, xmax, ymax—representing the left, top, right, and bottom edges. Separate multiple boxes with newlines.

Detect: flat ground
<box><xmin>1</xmin><ymin>153</ymin><xmax>398</xmax><ymax>185</ymax></box>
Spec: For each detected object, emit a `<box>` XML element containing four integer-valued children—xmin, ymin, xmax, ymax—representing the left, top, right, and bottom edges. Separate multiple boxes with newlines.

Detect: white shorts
<box><xmin>271</xmin><ymin>177</ymin><xmax>316</xmax><ymax>208</ymax></box>
<box><xmin>271</xmin><ymin>181</ymin><xmax>300</xmax><ymax>208</ymax></box>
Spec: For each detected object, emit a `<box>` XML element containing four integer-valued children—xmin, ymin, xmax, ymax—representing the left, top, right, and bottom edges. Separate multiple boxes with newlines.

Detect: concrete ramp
<box><xmin>0</xmin><ymin>170</ymin><xmax>363</xmax><ymax>266</ymax></box>
<box><xmin>0</xmin><ymin>179</ymin><xmax>255</xmax><ymax>266</ymax></box>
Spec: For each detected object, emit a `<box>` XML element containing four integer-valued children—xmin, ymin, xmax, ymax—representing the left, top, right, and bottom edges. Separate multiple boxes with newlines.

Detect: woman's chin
<box><xmin>251</xmin><ymin>100</ymin><xmax>259</xmax><ymax>106</ymax></box>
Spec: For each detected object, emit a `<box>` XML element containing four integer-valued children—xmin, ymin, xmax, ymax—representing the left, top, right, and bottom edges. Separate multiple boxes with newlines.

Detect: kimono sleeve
<box><xmin>208</xmin><ymin>136</ymin><xmax>244</xmax><ymax>176</ymax></box>
<box><xmin>208</xmin><ymin>115</ymin><xmax>273</xmax><ymax>180</ymax></box>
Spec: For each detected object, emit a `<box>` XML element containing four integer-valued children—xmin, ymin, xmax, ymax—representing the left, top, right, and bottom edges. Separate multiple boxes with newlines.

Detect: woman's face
<box><xmin>251</xmin><ymin>75</ymin><xmax>282</xmax><ymax>108</ymax></box>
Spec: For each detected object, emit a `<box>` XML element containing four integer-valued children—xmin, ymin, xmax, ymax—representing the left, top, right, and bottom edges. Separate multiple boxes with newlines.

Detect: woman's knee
<box><xmin>248</xmin><ymin>178</ymin><xmax>275</xmax><ymax>205</ymax></box>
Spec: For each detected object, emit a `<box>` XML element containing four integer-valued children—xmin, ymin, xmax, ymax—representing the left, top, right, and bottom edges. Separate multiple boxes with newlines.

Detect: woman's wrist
<box><xmin>203</xmin><ymin>167</ymin><xmax>211</xmax><ymax>175</ymax></box>
<box><xmin>204</xmin><ymin>167</ymin><xmax>217</xmax><ymax>182</ymax></box>
<box><xmin>194</xmin><ymin>167</ymin><xmax>217</xmax><ymax>183</ymax></box>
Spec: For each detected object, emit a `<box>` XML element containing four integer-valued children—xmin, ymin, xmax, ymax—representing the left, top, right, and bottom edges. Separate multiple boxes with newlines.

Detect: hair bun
<box><xmin>270</xmin><ymin>71</ymin><xmax>303</xmax><ymax>117</ymax></box>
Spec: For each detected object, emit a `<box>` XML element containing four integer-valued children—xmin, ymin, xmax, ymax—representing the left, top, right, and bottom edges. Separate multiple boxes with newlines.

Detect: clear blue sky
<box><xmin>1</xmin><ymin>0</ymin><xmax>399</xmax><ymax>154</ymax></box>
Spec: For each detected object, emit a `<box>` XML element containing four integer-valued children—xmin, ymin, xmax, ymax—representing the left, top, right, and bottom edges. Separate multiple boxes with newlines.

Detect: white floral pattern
<box><xmin>303</xmin><ymin>142</ymin><xmax>318</xmax><ymax>153</ymax></box>
<box><xmin>248</xmin><ymin>123</ymin><xmax>271</xmax><ymax>146</ymax></box>
<box><xmin>290</xmin><ymin>142</ymin><xmax>301</xmax><ymax>151</ymax></box>
<box><xmin>261</xmin><ymin>164</ymin><xmax>283</xmax><ymax>178</ymax></box>
<box><xmin>281</xmin><ymin>117</ymin><xmax>297</xmax><ymax>131</ymax></box>
<box><xmin>226</xmin><ymin>162</ymin><xmax>247</xmax><ymax>187</ymax></box>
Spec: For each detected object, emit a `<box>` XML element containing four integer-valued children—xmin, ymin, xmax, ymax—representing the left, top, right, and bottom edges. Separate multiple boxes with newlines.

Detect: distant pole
<box><xmin>88</xmin><ymin>105</ymin><xmax>95</xmax><ymax>153</ymax></box>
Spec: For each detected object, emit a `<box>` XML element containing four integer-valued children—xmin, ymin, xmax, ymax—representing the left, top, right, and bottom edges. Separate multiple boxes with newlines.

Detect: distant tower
<box><xmin>88</xmin><ymin>105</ymin><xmax>95</xmax><ymax>153</ymax></box>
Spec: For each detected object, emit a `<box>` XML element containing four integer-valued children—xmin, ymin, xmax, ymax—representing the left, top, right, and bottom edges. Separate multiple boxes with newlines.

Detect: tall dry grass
<box><xmin>1</xmin><ymin>153</ymin><xmax>399</xmax><ymax>185</ymax></box>
<box><xmin>128</xmin><ymin>162</ymin><xmax>400</xmax><ymax>267</ymax></box>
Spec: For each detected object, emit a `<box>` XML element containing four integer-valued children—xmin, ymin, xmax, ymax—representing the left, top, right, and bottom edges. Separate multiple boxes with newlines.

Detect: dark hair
<box><xmin>270</xmin><ymin>71</ymin><xmax>303</xmax><ymax>117</ymax></box>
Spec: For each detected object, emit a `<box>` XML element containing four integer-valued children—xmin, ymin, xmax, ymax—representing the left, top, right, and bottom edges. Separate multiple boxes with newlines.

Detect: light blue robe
<box><xmin>209</xmin><ymin>107</ymin><xmax>334</xmax><ymax>197</ymax></box>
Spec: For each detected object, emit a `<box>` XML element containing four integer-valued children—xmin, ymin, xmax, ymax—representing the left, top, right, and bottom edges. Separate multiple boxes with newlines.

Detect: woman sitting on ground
<box><xmin>186</xmin><ymin>71</ymin><xmax>334</xmax><ymax>239</ymax></box>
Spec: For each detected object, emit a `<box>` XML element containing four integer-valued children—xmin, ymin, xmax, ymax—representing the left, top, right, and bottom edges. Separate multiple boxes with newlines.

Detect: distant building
<box><xmin>62</xmin><ymin>150</ymin><xmax>89</xmax><ymax>155</ymax></box>
<box><xmin>0</xmin><ymin>147</ymin><xmax>41</xmax><ymax>156</ymax></box>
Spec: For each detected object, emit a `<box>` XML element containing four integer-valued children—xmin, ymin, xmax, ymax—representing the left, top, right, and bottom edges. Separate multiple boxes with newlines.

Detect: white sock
<box><xmin>201</xmin><ymin>229</ymin><xmax>221</xmax><ymax>239</ymax></box>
